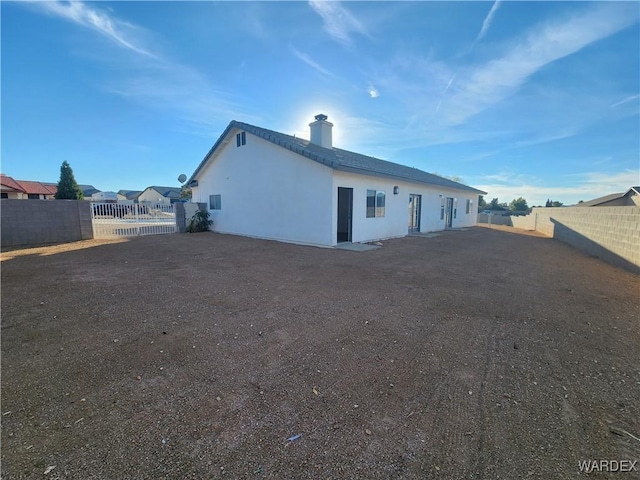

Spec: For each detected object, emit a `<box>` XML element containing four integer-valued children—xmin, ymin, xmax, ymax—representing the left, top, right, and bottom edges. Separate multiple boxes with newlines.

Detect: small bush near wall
<box><xmin>186</xmin><ymin>210</ymin><xmax>213</xmax><ymax>233</ymax></box>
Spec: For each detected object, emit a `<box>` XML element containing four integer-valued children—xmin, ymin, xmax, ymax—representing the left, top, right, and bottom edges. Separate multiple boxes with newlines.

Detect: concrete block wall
<box><xmin>175</xmin><ymin>202</ymin><xmax>207</xmax><ymax>233</ymax></box>
<box><xmin>1</xmin><ymin>199</ymin><xmax>93</xmax><ymax>248</ymax></box>
<box><xmin>477</xmin><ymin>213</ymin><xmax>513</xmax><ymax>226</ymax></box>
<box><xmin>507</xmin><ymin>207</ymin><xmax>639</xmax><ymax>271</ymax></box>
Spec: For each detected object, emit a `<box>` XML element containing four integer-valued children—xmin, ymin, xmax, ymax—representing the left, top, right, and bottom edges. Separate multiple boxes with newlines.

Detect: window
<box><xmin>209</xmin><ymin>194</ymin><xmax>222</xmax><ymax>210</ymax></box>
<box><xmin>440</xmin><ymin>197</ymin><xmax>445</xmax><ymax>220</ymax></box>
<box><xmin>466</xmin><ymin>199</ymin><xmax>471</xmax><ymax>214</ymax></box>
<box><xmin>366</xmin><ymin>190</ymin><xmax>385</xmax><ymax>218</ymax></box>
<box><xmin>28</xmin><ymin>194</ymin><xmax>40</xmax><ymax>200</ymax></box>
<box><xmin>1</xmin><ymin>193</ymin><xmax>8</xmax><ymax>199</ymax></box>
<box><xmin>453</xmin><ymin>198</ymin><xmax>458</xmax><ymax>219</ymax></box>
<box><xmin>236</xmin><ymin>131</ymin><xmax>246</xmax><ymax>147</ymax></box>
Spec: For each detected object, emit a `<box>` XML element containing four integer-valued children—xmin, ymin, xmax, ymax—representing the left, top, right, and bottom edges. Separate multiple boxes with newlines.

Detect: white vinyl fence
<box><xmin>91</xmin><ymin>202</ymin><xmax>177</xmax><ymax>238</ymax></box>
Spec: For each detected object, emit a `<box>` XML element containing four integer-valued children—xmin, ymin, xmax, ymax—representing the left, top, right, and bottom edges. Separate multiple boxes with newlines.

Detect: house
<box><xmin>0</xmin><ymin>175</ymin><xmax>102</xmax><ymax>200</ymax></box>
<box><xmin>91</xmin><ymin>191</ymin><xmax>118</xmax><ymax>202</ymax></box>
<box><xmin>1</xmin><ymin>174</ymin><xmax>27</xmax><ymax>199</ymax></box>
<box><xmin>187</xmin><ymin>114</ymin><xmax>486</xmax><ymax>247</ymax></box>
<box><xmin>117</xmin><ymin>190</ymin><xmax>143</xmax><ymax>203</ymax></box>
<box><xmin>577</xmin><ymin>187</ymin><xmax>640</xmax><ymax>207</ymax></box>
<box><xmin>0</xmin><ymin>175</ymin><xmax>56</xmax><ymax>199</ymax></box>
<box><xmin>79</xmin><ymin>185</ymin><xmax>101</xmax><ymax>199</ymax></box>
<box><xmin>138</xmin><ymin>186</ymin><xmax>182</xmax><ymax>205</ymax></box>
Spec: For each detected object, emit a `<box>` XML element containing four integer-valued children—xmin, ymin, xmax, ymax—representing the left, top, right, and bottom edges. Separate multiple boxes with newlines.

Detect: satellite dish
<box><xmin>177</xmin><ymin>174</ymin><xmax>187</xmax><ymax>183</ymax></box>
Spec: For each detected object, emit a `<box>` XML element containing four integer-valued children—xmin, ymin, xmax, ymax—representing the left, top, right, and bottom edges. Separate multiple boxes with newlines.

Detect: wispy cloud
<box><xmin>610</xmin><ymin>94</ymin><xmax>639</xmax><ymax>108</ymax></box>
<box><xmin>475</xmin><ymin>1</ymin><xmax>501</xmax><ymax>43</ymax></box>
<box><xmin>308</xmin><ymin>0</ymin><xmax>369</xmax><ymax>45</ymax></box>
<box><xmin>33</xmin><ymin>0</ymin><xmax>156</xmax><ymax>58</ymax></box>
<box><xmin>103</xmin><ymin>62</ymin><xmax>261</xmax><ymax>136</ymax></box>
<box><xmin>367</xmin><ymin>85</ymin><xmax>380</xmax><ymax>98</ymax></box>
<box><xmin>441</xmin><ymin>2</ymin><xmax>638</xmax><ymax>127</ymax></box>
<box><xmin>290</xmin><ymin>47</ymin><xmax>335</xmax><ymax>77</ymax></box>
<box><xmin>25</xmin><ymin>0</ymin><xmax>254</xmax><ymax>135</ymax></box>
<box><xmin>476</xmin><ymin>169</ymin><xmax>639</xmax><ymax>205</ymax></box>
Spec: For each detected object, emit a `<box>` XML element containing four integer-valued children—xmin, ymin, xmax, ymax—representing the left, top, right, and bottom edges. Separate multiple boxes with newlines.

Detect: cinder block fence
<box><xmin>483</xmin><ymin>206</ymin><xmax>640</xmax><ymax>272</ymax></box>
<box><xmin>1</xmin><ymin>199</ymin><xmax>93</xmax><ymax>248</ymax></box>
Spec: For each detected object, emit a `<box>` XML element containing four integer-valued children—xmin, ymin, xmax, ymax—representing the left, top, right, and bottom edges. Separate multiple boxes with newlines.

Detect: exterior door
<box><xmin>337</xmin><ymin>187</ymin><xmax>353</xmax><ymax>242</ymax></box>
<box><xmin>408</xmin><ymin>194</ymin><xmax>421</xmax><ymax>233</ymax></box>
<box><xmin>445</xmin><ymin>197</ymin><xmax>454</xmax><ymax>228</ymax></box>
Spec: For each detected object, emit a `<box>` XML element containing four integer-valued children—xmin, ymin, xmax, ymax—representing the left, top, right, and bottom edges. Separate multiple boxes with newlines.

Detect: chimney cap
<box><xmin>314</xmin><ymin>113</ymin><xmax>328</xmax><ymax>122</ymax></box>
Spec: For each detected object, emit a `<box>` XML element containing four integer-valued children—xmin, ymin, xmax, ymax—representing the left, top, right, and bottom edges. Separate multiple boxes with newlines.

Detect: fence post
<box><xmin>175</xmin><ymin>202</ymin><xmax>186</xmax><ymax>233</ymax></box>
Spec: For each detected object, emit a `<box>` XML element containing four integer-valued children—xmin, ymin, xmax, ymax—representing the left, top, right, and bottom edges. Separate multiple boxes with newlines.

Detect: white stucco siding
<box><xmin>332</xmin><ymin>171</ymin><xmax>480</xmax><ymax>243</ymax></box>
<box><xmin>437</xmin><ymin>188</ymin><xmax>480</xmax><ymax>229</ymax></box>
<box><xmin>192</xmin><ymin>130</ymin><xmax>334</xmax><ymax>246</ymax></box>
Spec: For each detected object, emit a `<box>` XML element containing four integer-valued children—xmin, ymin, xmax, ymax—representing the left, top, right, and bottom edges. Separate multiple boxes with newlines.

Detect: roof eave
<box><xmin>334</xmin><ymin>165</ymin><xmax>486</xmax><ymax>195</ymax></box>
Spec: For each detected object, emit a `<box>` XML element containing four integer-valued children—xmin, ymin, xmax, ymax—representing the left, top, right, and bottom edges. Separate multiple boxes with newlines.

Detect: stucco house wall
<box><xmin>330</xmin><ymin>173</ymin><xmax>477</xmax><ymax>243</ymax></box>
<box><xmin>138</xmin><ymin>188</ymin><xmax>171</xmax><ymax>205</ymax></box>
<box><xmin>191</xmin><ymin>129</ymin><xmax>334</xmax><ymax>246</ymax></box>
<box><xmin>189</xmin><ymin>116</ymin><xmax>484</xmax><ymax>247</ymax></box>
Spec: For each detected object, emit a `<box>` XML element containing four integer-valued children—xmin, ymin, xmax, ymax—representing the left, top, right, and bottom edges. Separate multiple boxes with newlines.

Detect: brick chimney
<box><xmin>309</xmin><ymin>114</ymin><xmax>333</xmax><ymax>148</ymax></box>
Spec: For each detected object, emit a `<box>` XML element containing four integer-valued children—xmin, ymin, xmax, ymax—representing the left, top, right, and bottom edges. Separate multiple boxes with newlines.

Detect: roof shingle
<box><xmin>189</xmin><ymin>120</ymin><xmax>486</xmax><ymax>195</ymax></box>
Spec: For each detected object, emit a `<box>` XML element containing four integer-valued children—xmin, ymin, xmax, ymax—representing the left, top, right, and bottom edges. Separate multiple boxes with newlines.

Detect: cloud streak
<box><xmin>34</xmin><ymin>1</ymin><xmax>156</xmax><ymax>58</ymax></box>
<box><xmin>290</xmin><ymin>47</ymin><xmax>335</xmax><ymax>77</ymax></box>
<box><xmin>442</xmin><ymin>2</ymin><xmax>638</xmax><ymax>127</ymax></box>
<box><xmin>308</xmin><ymin>0</ymin><xmax>369</xmax><ymax>45</ymax></box>
<box><xmin>475</xmin><ymin>1</ymin><xmax>501</xmax><ymax>43</ymax></box>
<box><xmin>26</xmin><ymin>0</ymin><xmax>255</xmax><ymax>135</ymax></box>
<box><xmin>610</xmin><ymin>94</ymin><xmax>639</xmax><ymax>108</ymax></box>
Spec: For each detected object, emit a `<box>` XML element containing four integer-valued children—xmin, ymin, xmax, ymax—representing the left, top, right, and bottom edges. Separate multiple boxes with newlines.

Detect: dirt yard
<box><xmin>2</xmin><ymin>228</ymin><xmax>639</xmax><ymax>479</ymax></box>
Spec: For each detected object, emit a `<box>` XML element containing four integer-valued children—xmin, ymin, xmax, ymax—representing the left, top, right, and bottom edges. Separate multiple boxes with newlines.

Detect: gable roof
<box><xmin>79</xmin><ymin>185</ymin><xmax>100</xmax><ymax>197</ymax></box>
<box><xmin>1</xmin><ymin>174</ymin><xmax>26</xmax><ymax>193</ymax></box>
<box><xmin>189</xmin><ymin>120</ymin><xmax>486</xmax><ymax>195</ymax></box>
<box><xmin>144</xmin><ymin>186</ymin><xmax>182</xmax><ymax>198</ymax></box>
<box><xmin>16</xmin><ymin>180</ymin><xmax>57</xmax><ymax>195</ymax></box>
<box><xmin>578</xmin><ymin>187</ymin><xmax>640</xmax><ymax>206</ymax></box>
<box><xmin>118</xmin><ymin>190</ymin><xmax>143</xmax><ymax>200</ymax></box>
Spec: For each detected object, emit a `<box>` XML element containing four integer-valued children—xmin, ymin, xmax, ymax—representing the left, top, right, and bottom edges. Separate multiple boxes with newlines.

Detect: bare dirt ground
<box><xmin>2</xmin><ymin>228</ymin><xmax>639</xmax><ymax>479</ymax></box>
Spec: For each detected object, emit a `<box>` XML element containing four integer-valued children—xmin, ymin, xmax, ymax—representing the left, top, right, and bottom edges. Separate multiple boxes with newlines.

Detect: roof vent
<box><xmin>309</xmin><ymin>114</ymin><xmax>333</xmax><ymax>149</ymax></box>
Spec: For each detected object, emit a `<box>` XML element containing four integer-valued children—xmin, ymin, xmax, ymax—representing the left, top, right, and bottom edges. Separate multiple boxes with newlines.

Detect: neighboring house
<box><xmin>117</xmin><ymin>190</ymin><xmax>143</xmax><ymax>203</ymax></box>
<box><xmin>1</xmin><ymin>174</ymin><xmax>27</xmax><ymax>199</ymax></box>
<box><xmin>578</xmin><ymin>187</ymin><xmax>640</xmax><ymax>207</ymax></box>
<box><xmin>1</xmin><ymin>175</ymin><xmax>101</xmax><ymax>200</ymax></box>
<box><xmin>18</xmin><ymin>181</ymin><xmax>57</xmax><ymax>200</ymax></box>
<box><xmin>0</xmin><ymin>175</ymin><xmax>56</xmax><ymax>199</ymax></box>
<box><xmin>79</xmin><ymin>185</ymin><xmax>101</xmax><ymax>199</ymax></box>
<box><xmin>188</xmin><ymin>114</ymin><xmax>486</xmax><ymax>247</ymax></box>
<box><xmin>91</xmin><ymin>191</ymin><xmax>118</xmax><ymax>202</ymax></box>
<box><xmin>138</xmin><ymin>186</ymin><xmax>182</xmax><ymax>205</ymax></box>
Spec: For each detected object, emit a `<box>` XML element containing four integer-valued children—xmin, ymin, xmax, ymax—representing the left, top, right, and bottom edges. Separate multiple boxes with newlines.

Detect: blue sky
<box><xmin>2</xmin><ymin>1</ymin><xmax>639</xmax><ymax>205</ymax></box>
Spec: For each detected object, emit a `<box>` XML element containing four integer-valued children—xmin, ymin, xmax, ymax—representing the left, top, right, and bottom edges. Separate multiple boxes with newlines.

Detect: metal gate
<box><xmin>91</xmin><ymin>202</ymin><xmax>176</xmax><ymax>238</ymax></box>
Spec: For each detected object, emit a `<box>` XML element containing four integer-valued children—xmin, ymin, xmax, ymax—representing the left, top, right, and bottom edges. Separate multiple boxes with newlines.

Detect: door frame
<box><xmin>337</xmin><ymin>187</ymin><xmax>353</xmax><ymax>243</ymax></box>
<box><xmin>445</xmin><ymin>197</ymin><xmax>454</xmax><ymax>228</ymax></box>
<box><xmin>408</xmin><ymin>193</ymin><xmax>421</xmax><ymax>233</ymax></box>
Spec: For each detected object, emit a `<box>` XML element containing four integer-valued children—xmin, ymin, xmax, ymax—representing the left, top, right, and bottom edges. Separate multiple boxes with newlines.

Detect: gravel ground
<box><xmin>1</xmin><ymin>227</ymin><xmax>639</xmax><ymax>479</ymax></box>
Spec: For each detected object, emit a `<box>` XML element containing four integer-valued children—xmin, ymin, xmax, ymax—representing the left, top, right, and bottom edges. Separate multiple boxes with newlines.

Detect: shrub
<box><xmin>187</xmin><ymin>209</ymin><xmax>213</xmax><ymax>233</ymax></box>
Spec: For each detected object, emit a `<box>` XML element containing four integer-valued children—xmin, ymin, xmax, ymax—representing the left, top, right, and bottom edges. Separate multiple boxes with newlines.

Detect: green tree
<box><xmin>180</xmin><ymin>187</ymin><xmax>192</xmax><ymax>200</ymax></box>
<box><xmin>551</xmin><ymin>200</ymin><xmax>564</xmax><ymax>207</ymax></box>
<box><xmin>55</xmin><ymin>161</ymin><xmax>83</xmax><ymax>200</ymax></box>
<box><xmin>487</xmin><ymin>198</ymin><xmax>503</xmax><ymax>210</ymax></box>
<box><xmin>545</xmin><ymin>199</ymin><xmax>551</xmax><ymax>207</ymax></box>
<box><xmin>477</xmin><ymin>195</ymin><xmax>487</xmax><ymax>212</ymax></box>
<box><xmin>509</xmin><ymin>197</ymin><xmax>529</xmax><ymax>211</ymax></box>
